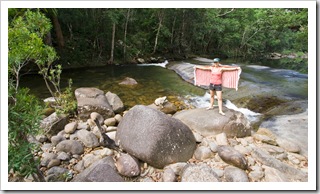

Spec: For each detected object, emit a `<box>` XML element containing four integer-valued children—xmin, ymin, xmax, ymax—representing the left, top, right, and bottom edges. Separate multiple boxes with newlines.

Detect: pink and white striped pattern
<box><xmin>194</xmin><ymin>66</ymin><xmax>241</xmax><ymax>91</ymax></box>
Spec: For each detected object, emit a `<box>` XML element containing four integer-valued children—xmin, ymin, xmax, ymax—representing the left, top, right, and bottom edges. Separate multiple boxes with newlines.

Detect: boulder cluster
<box><xmin>29</xmin><ymin>87</ymin><xmax>307</xmax><ymax>182</ymax></box>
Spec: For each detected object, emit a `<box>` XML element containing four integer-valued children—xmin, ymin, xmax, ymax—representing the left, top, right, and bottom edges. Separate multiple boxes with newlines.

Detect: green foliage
<box><xmin>55</xmin><ymin>79</ymin><xmax>77</xmax><ymax>116</ymax></box>
<box><xmin>53</xmin><ymin>8</ymin><xmax>306</xmax><ymax>65</ymax></box>
<box><xmin>8</xmin><ymin>86</ymin><xmax>43</xmax><ymax>179</ymax></box>
<box><xmin>8</xmin><ymin>9</ymin><xmax>59</xmax><ymax>95</ymax></box>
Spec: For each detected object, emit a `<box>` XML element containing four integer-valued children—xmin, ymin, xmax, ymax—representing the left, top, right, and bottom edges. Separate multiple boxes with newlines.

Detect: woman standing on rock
<box><xmin>194</xmin><ymin>58</ymin><xmax>240</xmax><ymax>116</ymax></box>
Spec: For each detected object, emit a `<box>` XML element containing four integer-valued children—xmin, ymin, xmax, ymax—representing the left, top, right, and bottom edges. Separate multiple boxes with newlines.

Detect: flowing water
<box><xmin>20</xmin><ymin>57</ymin><xmax>308</xmax><ymax>120</ymax></box>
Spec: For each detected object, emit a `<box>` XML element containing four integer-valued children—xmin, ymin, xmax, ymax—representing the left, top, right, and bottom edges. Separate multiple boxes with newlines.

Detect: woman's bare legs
<box><xmin>207</xmin><ymin>90</ymin><xmax>215</xmax><ymax>110</ymax></box>
<box><xmin>216</xmin><ymin>91</ymin><xmax>225</xmax><ymax>115</ymax></box>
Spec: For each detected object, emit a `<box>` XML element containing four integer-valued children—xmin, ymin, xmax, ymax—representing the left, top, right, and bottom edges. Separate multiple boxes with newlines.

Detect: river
<box><xmin>20</xmin><ymin>57</ymin><xmax>308</xmax><ymax>117</ymax></box>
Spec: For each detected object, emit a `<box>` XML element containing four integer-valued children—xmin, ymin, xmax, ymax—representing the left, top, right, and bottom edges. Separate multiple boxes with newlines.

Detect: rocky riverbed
<box><xmin>14</xmin><ymin>86</ymin><xmax>308</xmax><ymax>183</ymax></box>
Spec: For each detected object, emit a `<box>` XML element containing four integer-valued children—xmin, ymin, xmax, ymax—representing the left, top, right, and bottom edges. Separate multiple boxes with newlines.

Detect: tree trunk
<box><xmin>152</xmin><ymin>11</ymin><xmax>164</xmax><ymax>54</ymax></box>
<box><xmin>109</xmin><ymin>23</ymin><xmax>116</xmax><ymax>64</ymax></box>
<box><xmin>51</xmin><ymin>15</ymin><xmax>64</xmax><ymax>48</ymax></box>
<box><xmin>123</xmin><ymin>8</ymin><xmax>130</xmax><ymax>59</ymax></box>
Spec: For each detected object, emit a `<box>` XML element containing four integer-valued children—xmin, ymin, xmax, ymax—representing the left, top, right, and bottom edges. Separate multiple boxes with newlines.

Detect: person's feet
<box><xmin>206</xmin><ymin>106</ymin><xmax>214</xmax><ymax>110</ymax></box>
<box><xmin>219</xmin><ymin>111</ymin><xmax>225</xmax><ymax>116</ymax></box>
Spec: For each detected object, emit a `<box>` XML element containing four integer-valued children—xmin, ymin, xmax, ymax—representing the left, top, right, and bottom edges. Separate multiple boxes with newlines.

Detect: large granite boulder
<box><xmin>116</xmin><ymin>105</ymin><xmax>196</xmax><ymax>169</ymax></box>
<box><xmin>173</xmin><ymin>107</ymin><xmax>252</xmax><ymax>138</ymax></box>
<box><xmin>75</xmin><ymin>87</ymin><xmax>114</xmax><ymax>120</ymax></box>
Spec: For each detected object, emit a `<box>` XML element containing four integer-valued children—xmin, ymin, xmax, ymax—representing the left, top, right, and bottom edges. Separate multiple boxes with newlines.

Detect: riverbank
<box><xmin>11</xmin><ymin>89</ymin><xmax>308</xmax><ymax>184</ymax></box>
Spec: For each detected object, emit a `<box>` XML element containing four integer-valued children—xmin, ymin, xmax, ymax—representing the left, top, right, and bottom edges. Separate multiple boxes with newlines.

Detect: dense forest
<box><xmin>7</xmin><ymin>8</ymin><xmax>308</xmax><ymax>181</ymax></box>
<box><xmin>9</xmin><ymin>8</ymin><xmax>307</xmax><ymax>67</ymax></box>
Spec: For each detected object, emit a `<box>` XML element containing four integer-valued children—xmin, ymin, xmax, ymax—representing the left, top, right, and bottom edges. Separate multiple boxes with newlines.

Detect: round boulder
<box><xmin>116</xmin><ymin>105</ymin><xmax>196</xmax><ymax>169</ymax></box>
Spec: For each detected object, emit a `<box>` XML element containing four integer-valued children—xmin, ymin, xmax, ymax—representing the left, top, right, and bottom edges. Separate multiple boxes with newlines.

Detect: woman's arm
<box><xmin>221</xmin><ymin>66</ymin><xmax>240</xmax><ymax>71</ymax></box>
<box><xmin>194</xmin><ymin>65</ymin><xmax>211</xmax><ymax>70</ymax></box>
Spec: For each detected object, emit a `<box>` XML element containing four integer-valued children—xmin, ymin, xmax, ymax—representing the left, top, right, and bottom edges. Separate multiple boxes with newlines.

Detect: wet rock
<box><xmin>119</xmin><ymin>77</ymin><xmax>138</xmax><ymax>86</ymax></box>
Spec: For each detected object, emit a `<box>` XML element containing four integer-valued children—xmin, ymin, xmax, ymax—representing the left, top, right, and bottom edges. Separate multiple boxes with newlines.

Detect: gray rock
<box><xmin>105</xmin><ymin>91</ymin><xmax>125</xmax><ymax>114</ymax></box>
<box><xmin>51</xmin><ymin>135</ymin><xmax>66</xmax><ymax>146</ymax></box>
<box><xmin>40</xmin><ymin>112</ymin><xmax>68</xmax><ymax>138</ymax></box>
<box><xmin>248</xmin><ymin>165</ymin><xmax>264</xmax><ymax>182</ymax></box>
<box><xmin>82</xmin><ymin>154</ymin><xmax>101</xmax><ymax>168</ymax></box>
<box><xmin>165</xmin><ymin>162</ymin><xmax>187</xmax><ymax>176</ymax></box>
<box><xmin>119</xmin><ymin>77</ymin><xmax>138</xmax><ymax>85</ymax></box>
<box><xmin>114</xmin><ymin>114</ymin><xmax>123</xmax><ymax>123</ymax></box>
<box><xmin>104</xmin><ymin>118</ymin><xmax>117</xmax><ymax>126</ymax></box>
<box><xmin>57</xmin><ymin>152</ymin><xmax>70</xmax><ymax>161</ymax></box>
<box><xmin>36</xmin><ymin>135</ymin><xmax>48</xmax><ymax>143</ymax></box>
<box><xmin>76</xmin><ymin>129</ymin><xmax>100</xmax><ymax>148</ymax></box>
<box><xmin>224</xmin><ymin>166</ymin><xmax>249</xmax><ymax>182</ymax></box>
<box><xmin>41</xmin><ymin>152</ymin><xmax>57</xmax><ymax>167</ymax></box>
<box><xmin>276</xmin><ymin>137</ymin><xmax>301</xmax><ymax>153</ymax></box>
<box><xmin>75</xmin><ymin>87</ymin><xmax>114</xmax><ymax>120</ymax></box>
<box><xmin>116</xmin><ymin>105</ymin><xmax>196</xmax><ymax>169</ymax></box>
<box><xmin>253</xmin><ymin>133</ymin><xmax>277</xmax><ymax>145</ymax></box>
<box><xmin>216</xmin><ymin>133</ymin><xmax>229</xmax><ymax>145</ymax></box>
<box><xmin>72</xmin><ymin>156</ymin><xmax>123</xmax><ymax>182</ymax></box>
<box><xmin>115</xmin><ymin>153</ymin><xmax>140</xmax><ymax>177</ymax></box>
<box><xmin>148</xmin><ymin>101</ymin><xmax>177</xmax><ymax>115</ymax></box>
<box><xmin>64</xmin><ymin>121</ymin><xmax>78</xmax><ymax>134</ymax></box>
<box><xmin>194</xmin><ymin>146</ymin><xmax>214</xmax><ymax>160</ymax></box>
<box><xmin>47</xmin><ymin>159</ymin><xmax>61</xmax><ymax>169</ymax></box>
<box><xmin>56</xmin><ymin>140</ymin><xmax>84</xmax><ymax>155</ymax></box>
<box><xmin>251</xmin><ymin>147</ymin><xmax>307</xmax><ymax>181</ymax></box>
<box><xmin>162</xmin><ymin>167</ymin><xmax>176</xmax><ymax>182</ymax></box>
<box><xmin>217</xmin><ymin>145</ymin><xmax>248</xmax><ymax>170</ymax></box>
<box><xmin>263</xmin><ymin>165</ymin><xmax>289</xmax><ymax>182</ymax></box>
<box><xmin>181</xmin><ymin>164</ymin><xmax>219</xmax><ymax>182</ymax></box>
<box><xmin>173</xmin><ymin>108</ymin><xmax>251</xmax><ymax>138</ymax></box>
<box><xmin>46</xmin><ymin>166</ymin><xmax>71</xmax><ymax>182</ymax></box>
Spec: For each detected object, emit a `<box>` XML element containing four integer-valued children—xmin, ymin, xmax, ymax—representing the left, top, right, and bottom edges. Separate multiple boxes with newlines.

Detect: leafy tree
<box><xmin>8</xmin><ymin>86</ymin><xmax>45</xmax><ymax>181</ymax></box>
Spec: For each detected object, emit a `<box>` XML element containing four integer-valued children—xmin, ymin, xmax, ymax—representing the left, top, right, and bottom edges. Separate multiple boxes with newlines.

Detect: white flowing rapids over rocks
<box><xmin>184</xmin><ymin>92</ymin><xmax>262</xmax><ymax>123</ymax></box>
<box><xmin>137</xmin><ymin>60</ymin><xmax>169</xmax><ymax>68</ymax></box>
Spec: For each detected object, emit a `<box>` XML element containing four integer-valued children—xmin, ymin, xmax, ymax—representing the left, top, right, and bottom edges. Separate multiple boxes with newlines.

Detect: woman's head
<box><xmin>212</xmin><ymin>58</ymin><xmax>220</xmax><ymax>66</ymax></box>
<box><xmin>213</xmin><ymin>58</ymin><xmax>220</xmax><ymax>63</ymax></box>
